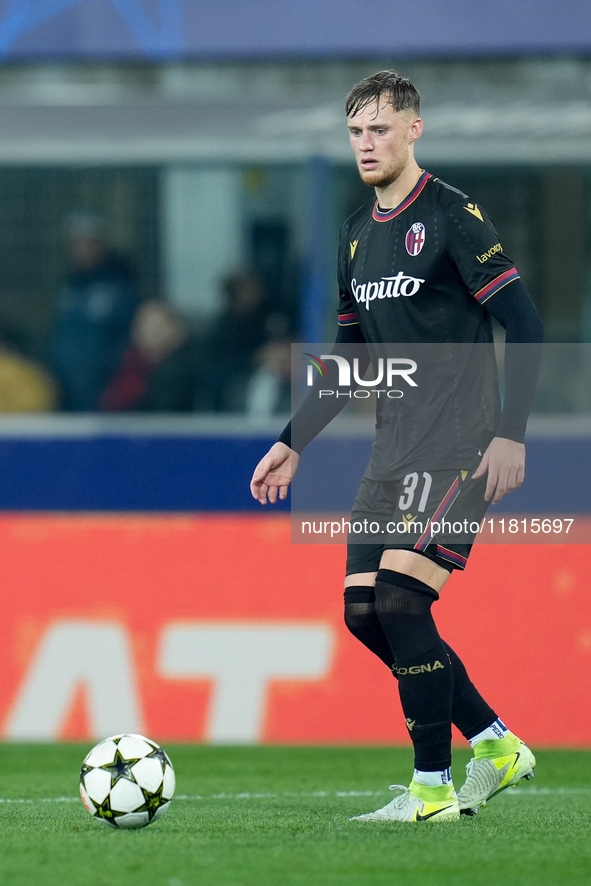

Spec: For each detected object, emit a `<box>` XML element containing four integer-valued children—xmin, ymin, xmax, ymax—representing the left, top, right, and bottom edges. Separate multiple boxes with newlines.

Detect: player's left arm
<box><xmin>472</xmin><ymin>278</ymin><xmax>544</xmax><ymax>503</ymax></box>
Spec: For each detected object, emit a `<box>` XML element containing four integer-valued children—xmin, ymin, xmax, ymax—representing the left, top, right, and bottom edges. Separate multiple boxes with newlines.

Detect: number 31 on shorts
<box><xmin>398</xmin><ymin>472</ymin><xmax>433</xmax><ymax>512</ymax></box>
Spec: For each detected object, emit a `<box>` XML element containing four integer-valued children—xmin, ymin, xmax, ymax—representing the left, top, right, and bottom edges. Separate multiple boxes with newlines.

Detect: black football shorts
<box><xmin>346</xmin><ymin>464</ymin><xmax>490</xmax><ymax>575</ymax></box>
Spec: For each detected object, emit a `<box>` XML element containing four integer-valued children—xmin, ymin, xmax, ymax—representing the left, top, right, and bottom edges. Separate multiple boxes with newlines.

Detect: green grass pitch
<box><xmin>0</xmin><ymin>744</ymin><xmax>590</xmax><ymax>886</ymax></box>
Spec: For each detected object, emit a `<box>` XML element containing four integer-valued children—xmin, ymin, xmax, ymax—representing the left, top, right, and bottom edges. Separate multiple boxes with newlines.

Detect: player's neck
<box><xmin>374</xmin><ymin>161</ymin><xmax>423</xmax><ymax>211</ymax></box>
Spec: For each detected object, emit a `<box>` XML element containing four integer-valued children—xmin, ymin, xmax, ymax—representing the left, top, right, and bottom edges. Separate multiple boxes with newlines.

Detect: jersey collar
<box><xmin>372</xmin><ymin>170</ymin><xmax>432</xmax><ymax>222</ymax></box>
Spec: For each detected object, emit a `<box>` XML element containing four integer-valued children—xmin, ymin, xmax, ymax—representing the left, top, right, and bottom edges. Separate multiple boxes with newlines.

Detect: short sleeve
<box><xmin>336</xmin><ymin>223</ymin><xmax>359</xmax><ymax>328</ymax></box>
<box><xmin>446</xmin><ymin>199</ymin><xmax>520</xmax><ymax>305</ymax></box>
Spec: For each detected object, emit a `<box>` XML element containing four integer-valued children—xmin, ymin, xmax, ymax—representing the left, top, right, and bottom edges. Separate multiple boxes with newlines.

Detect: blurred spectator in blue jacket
<box><xmin>198</xmin><ymin>270</ymin><xmax>289</xmax><ymax>411</ymax></box>
<box><xmin>49</xmin><ymin>212</ymin><xmax>139</xmax><ymax>410</ymax></box>
<box><xmin>245</xmin><ymin>336</ymin><xmax>292</xmax><ymax>417</ymax></box>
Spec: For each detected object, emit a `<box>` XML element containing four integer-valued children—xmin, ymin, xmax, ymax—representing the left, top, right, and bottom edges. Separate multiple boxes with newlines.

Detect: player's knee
<box><xmin>343</xmin><ymin>586</ymin><xmax>375</xmax><ymax>638</ymax></box>
<box><xmin>374</xmin><ymin>568</ymin><xmax>437</xmax><ymax>618</ymax></box>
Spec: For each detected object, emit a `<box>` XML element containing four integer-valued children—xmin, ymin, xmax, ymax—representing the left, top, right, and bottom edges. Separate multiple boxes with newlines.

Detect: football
<box><xmin>79</xmin><ymin>733</ymin><xmax>175</xmax><ymax>829</ymax></box>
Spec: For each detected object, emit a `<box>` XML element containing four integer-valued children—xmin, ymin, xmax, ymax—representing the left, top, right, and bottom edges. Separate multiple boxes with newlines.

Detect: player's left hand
<box><xmin>472</xmin><ymin>436</ymin><xmax>525</xmax><ymax>504</ymax></box>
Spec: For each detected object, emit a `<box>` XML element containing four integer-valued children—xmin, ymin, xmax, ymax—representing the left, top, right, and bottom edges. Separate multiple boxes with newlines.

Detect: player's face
<box><xmin>347</xmin><ymin>100</ymin><xmax>422</xmax><ymax>188</ymax></box>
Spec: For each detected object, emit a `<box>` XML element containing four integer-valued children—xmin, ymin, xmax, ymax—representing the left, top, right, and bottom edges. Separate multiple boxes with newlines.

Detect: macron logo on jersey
<box><xmin>352</xmin><ymin>273</ymin><xmax>425</xmax><ymax>310</ymax></box>
<box><xmin>464</xmin><ymin>203</ymin><xmax>483</xmax><ymax>222</ymax></box>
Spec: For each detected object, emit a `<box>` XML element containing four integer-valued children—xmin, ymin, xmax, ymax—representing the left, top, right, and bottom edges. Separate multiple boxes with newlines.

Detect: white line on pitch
<box><xmin>176</xmin><ymin>787</ymin><xmax>591</xmax><ymax>801</ymax></box>
<box><xmin>0</xmin><ymin>786</ymin><xmax>589</xmax><ymax>805</ymax></box>
<box><xmin>0</xmin><ymin>790</ymin><xmax>382</xmax><ymax>805</ymax></box>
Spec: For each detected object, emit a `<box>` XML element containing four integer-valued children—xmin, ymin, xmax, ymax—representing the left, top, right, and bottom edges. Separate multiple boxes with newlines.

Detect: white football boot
<box><xmin>351</xmin><ymin>780</ymin><xmax>459</xmax><ymax>823</ymax></box>
<box><xmin>458</xmin><ymin>735</ymin><xmax>536</xmax><ymax>814</ymax></box>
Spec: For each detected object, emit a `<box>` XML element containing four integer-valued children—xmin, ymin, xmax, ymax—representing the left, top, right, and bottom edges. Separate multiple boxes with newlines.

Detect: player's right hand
<box><xmin>250</xmin><ymin>442</ymin><xmax>299</xmax><ymax>505</ymax></box>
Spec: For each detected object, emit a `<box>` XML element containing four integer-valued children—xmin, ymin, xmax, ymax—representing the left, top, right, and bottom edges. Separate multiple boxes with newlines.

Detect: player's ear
<box><xmin>409</xmin><ymin>117</ymin><xmax>423</xmax><ymax>144</ymax></box>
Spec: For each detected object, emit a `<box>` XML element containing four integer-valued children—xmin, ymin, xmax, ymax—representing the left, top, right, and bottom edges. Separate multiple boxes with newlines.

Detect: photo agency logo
<box><xmin>303</xmin><ymin>352</ymin><xmax>418</xmax><ymax>400</ymax></box>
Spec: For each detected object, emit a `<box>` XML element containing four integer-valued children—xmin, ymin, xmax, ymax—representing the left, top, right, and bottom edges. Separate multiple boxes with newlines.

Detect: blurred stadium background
<box><xmin>0</xmin><ymin>0</ymin><xmax>589</xmax><ymax>747</ymax></box>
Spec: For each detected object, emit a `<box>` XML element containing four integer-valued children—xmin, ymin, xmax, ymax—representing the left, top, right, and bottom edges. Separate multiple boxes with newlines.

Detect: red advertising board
<box><xmin>0</xmin><ymin>514</ymin><xmax>588</xmax><ymax>746</ymax></box>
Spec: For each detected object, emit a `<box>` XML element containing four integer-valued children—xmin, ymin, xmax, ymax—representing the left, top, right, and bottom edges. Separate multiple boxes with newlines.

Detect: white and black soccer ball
<box><xmin>80</xmin><ymin>733</ymin><xmax>175</xmax><ymax>829</ymax></box>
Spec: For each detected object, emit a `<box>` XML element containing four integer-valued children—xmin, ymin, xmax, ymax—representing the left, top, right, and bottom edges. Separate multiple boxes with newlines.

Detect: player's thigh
<box><xmin>344</xmin><ymin>571</ymin><xmax>378</xmax><ymax>588</ymax></box>
<box><xmin>346</xmin><ymin>476</ymin><xmax>399</xmax><ymax>583</ymax></box>
<box><xmin>382</xmin><ymin>465</ymin><xmax>488</xmax><ymax>582</ymax></box>
<box><xmin>379</xmin><ymin>548</ymin><xmax>451</xmax><ymax>592</ymax></box>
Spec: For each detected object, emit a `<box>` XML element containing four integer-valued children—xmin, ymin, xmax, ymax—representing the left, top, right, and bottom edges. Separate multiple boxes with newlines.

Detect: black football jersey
<box><xmin>337</xmin><ymin>171</ymin><xmax>518</xmax><ymax>479</ymax></box>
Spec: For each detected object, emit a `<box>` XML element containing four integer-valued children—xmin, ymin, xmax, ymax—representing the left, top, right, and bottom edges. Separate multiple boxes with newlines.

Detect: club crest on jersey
<box><xmin>405</xmin><ymin>222</ymin><xmax>425</xmax><ymax>256</ymax></box>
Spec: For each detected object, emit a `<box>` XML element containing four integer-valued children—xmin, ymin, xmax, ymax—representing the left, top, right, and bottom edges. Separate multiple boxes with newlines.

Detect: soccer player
<box><xmin>250</xmin><ymin>71</ymin><xmax>543</xmax><ymax>823</ymax></box>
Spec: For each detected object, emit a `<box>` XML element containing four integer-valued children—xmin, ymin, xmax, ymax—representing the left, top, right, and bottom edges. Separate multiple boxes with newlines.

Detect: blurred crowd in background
<box><xmin>1</xmin><ymin>180</ymin><xmax>589</xmax><ymax>418</ymax></box>
<box><xmin>0</xmin><ymin>55</ymin><xmax>590</xmax><ymax>417</ymax></box>
<box><xmin>0</xmin><ymin>206</ymin><xmax>295</xmax><ymax>416</ymax></box>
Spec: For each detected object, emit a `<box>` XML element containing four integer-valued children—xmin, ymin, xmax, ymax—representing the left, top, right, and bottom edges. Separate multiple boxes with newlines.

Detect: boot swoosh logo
<box><xmin>415</xmin><ymin>804</ymin><xmax>455</xmax><ymax>821</ymax></box>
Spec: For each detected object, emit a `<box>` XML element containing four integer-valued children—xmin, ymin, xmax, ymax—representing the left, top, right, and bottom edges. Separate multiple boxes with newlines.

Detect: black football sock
<box><xmin>344</xmin><ymin>586</ymin><xmax>396</xmax><ymax>670</ymax></box>
<box><xmin>445</xmin><ymin>643</ymin><xmax>498</xmax><ymax>740</ymax></box>
<box><xmin>374</xmin><ymin>569</ymin><xmax>453</xmax><ymax>773</ymax></box>
<box><xmin>343</xmin><ymin>585</ymin><xmax>498</xmax><ymax>745</ymax></box>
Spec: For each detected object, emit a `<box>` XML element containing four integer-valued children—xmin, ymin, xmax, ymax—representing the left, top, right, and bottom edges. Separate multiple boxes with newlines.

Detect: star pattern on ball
<box><xmin>141</xmin><ymin>782</ymin><xmax>168</xmax><ymax>815</ymax></box>
<box><xmin>80</xmin><ymin>734</ymin><xmax>175</xmax><ymax>829</ymax></box>
<box><xmin>96</xmin><ymin>796</ymin><xmax>116</xmax><ymax>823</ymax></box>
<box><xmin>101</xmin><ymin>749</ymin><xmax>141</xmax><ymax>787</ymax></box>
<box><xmin>148</xmin><ymin>746</ymin><xmax>171</xmax><ymax>771</ymax></box>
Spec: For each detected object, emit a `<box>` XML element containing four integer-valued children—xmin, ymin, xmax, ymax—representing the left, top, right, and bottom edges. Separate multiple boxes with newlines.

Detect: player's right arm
<box><xmin>276</xmin><ymin>319</ymin><xmax>368</xmax><ymax>454</ymax></box>
<box><xmin>250</xmin><ymin>224</ymin><xmax>368</xmax><ymax>505</ymax></box>
<box><xmin>275</xmin><ymin>222</ymin><xmax>367</xmax><ymax>455</ymax></box>
<box><xmin>250</xmin><ymin>441</ymin><xmax>299</xmax><ymax>505</ymax></box>
<box><xmin>249</xmin><ymin>320</ymin><xmax>367</xmax><ymax>505</ymax></box>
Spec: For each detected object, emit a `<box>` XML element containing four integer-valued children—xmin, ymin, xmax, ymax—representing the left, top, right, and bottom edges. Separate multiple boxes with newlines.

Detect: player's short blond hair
<box><xmin>345</xmin><ymin>71</ymin><xmax>420</xmax><ymax>118</ymax></box>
